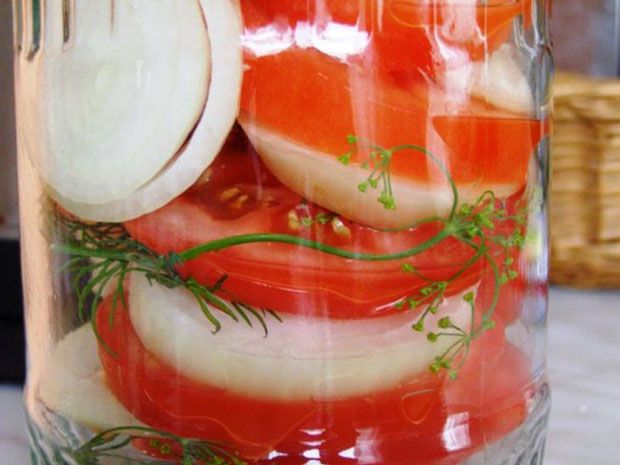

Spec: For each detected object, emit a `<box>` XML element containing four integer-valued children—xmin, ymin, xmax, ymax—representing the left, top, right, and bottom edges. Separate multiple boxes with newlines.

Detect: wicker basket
<box><xmin>550</xmin><ymin>73</ymin><xmax>620</xmax><ymax>287</ymax></box>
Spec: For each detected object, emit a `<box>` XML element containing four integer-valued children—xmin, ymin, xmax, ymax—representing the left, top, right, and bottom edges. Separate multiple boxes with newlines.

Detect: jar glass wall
<box><xmin>14</xmin><ymin>1</ymin><xmax>551</xmax><ymax>464</ymax></box>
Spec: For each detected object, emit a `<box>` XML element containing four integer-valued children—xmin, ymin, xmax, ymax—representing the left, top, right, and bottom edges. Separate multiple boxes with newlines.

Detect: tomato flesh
<box><xmin>125</xmin><ymin>131</ymin><xmax>484</xmax><ymax>319</ymax></box>
<box><xmin>97</xmin><ymin>291</ymin><xmax>532</xmax><ymax>464</ymax></box>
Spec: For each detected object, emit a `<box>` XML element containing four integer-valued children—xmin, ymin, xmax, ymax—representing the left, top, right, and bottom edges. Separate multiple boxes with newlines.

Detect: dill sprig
<box><xmin>53</xmin><ymin>137</ymin><xmax>528</xmax><ymax>378</ymax></box>
<box><xmin>54</xmin><ymin>217</ymin><xmax>282</xmax><ymax>353</ymax></box>
<box><xmin>68</xmin><ymin>426</ymin><xmax>245</xmax><ymax>465</ymax></box>
<box><xmin>398</xmin><ymin>189</ymin><xmax>527</xmax><ymax>378</ymax></box>
<box><xmin>338</xmin><ymin>136</ymin><xmax>460</xmax><ymax>216</ymax></box>
<box><xmin>338</xmin><ymin>137</ymin><xmax>528</xmax><ymax>377</ymax></box>
<box><xmin>339</xmin><ymin>135</ymin><xmax>401</xmax><ymax>211</ymax></box>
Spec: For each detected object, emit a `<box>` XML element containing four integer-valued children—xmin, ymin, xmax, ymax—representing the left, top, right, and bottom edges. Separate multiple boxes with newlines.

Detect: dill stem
<box><xmin>481</xmin><ymin>249</ymin><xmax>502</xmax><ymax>321</ymax></box>
<box><xmin>56</xmin><ymin>228</ymin><xmax>452</xmax><ymax>265</ymax></box>
<box><xmin>438</xmin><ymin>338</ymin><xmax>465</xmax><ymax>362</ymax></box>
<box><xmin>444</xmin><ymin>243</ymin><xmax>485</xmax><ymax>283</ymax></box>
<box><xmin>179</xmin><ymin>229</ymin><xmax>452</xmax><ymax>262</ymax></box>
<box><xmin>389</xmin><ymin>144</ymin><xmax>460</xmax><ymax>220</ymax></box>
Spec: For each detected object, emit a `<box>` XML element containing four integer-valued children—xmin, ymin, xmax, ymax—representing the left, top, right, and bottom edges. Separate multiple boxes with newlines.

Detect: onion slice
<box><xmin>240</xmin><ymin>121</ymin><xmax>517</xmax><ymax>229</ymax></box>
<box><xmin>447</xmin><ymin>43</ymin><xmax>535</xmax><ymax>115</ymax></box>
<box><xmin>38</xmin><ymin>325</ymin><xmax>143</xmax><ymax>430</ymax></box>
<box><xmin>472</xmin><ymin>44</ymin><xmax>535</xmax><ymax>115</ymax></box>
<box><xmin>19</xmin><ymin>0</ymin><xmax>243</xmax><ymax>222</ymax></box>
<box><xmin>19</xmin><ymin>0</ymin><xmax>209</xmax><ymax>204</ymax></box>
<box><xmin>129</xmin><ymin>274</ymin><xmax>474</xmax><ymax>401</ymax></box>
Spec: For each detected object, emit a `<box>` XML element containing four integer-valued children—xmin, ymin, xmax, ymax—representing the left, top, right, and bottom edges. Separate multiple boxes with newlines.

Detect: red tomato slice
<box><xmin>97</xmin><ymin>292</ymin><xmax>531</xmax><ymax>465</ymax></box>
<box><xmin>125</xmin><ymin>129</ymin><xmax>482</xmax><ymax>319</ymax></box>
<box><xmin>241</xmin><ymin>0</ymin><xmax>529</xmax><ymax>81</ymax></box>
<box><xmin>240</xmin><ymin>2</ymin><xmax>544</xmax><ymax>230</ymax></box>
<box><xmin>240</xmin><ymin>46</ymin><xmax>546</xmax><ymax>187</ymax></box>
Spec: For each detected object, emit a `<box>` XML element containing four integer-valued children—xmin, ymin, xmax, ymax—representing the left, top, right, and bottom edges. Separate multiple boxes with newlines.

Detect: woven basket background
<box><xmin>551</xmin><ymin>73</ymin><xmax>620</xmax><ymax>287</ymax></box>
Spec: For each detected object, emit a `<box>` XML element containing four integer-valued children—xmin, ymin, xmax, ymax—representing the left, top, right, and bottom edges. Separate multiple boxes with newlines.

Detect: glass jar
<box><xmin>14</xmin><ymin>1</ymin><xmax>551</xmax><ymax>464</ymax></box>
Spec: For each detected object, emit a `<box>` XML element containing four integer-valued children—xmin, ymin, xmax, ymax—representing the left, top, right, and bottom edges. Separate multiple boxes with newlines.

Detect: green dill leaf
<box><xmin>401</xmin><ymin>263</ymin><xmax>415</xmax><ymax>273</ymax></box>
<box><xmin>231</xmin><ymin>302</ymin><xmax>253</xmax><ymax>328</ymax></box>
<box><xmin>264</xmin><ymin>308</ymin><xmax>284</xmax><ymax>323</ymax></box>
<box><xmin>315</xmin><ymin>212</ymin><xmax>331</xmax><ymax>225</ymax></box>
<box><xmin>55</xmin><ymin>217</ymin><xmax>280</xmax><ymax>343</ymax></box>
<box><xmin>67</xmin><ymin>426</ymin><xmax>245</xmax><ymax>465</ymax></box>
<box><xmin>412</xmin><ymin>321</ymin><xmax>425</xmax><ymax>332</ymax></box>
<box><xmin>346</xmin><ymin>134</ymin><xmax>358</xmax><ymax>144</ymax></box>
<box><xmin>338</xmin><ymin>152</ymin><xmax>352</xmax><ymax>165</ymax></box>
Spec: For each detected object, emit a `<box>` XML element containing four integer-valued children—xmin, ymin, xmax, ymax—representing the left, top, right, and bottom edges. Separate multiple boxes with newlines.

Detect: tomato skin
<box><xmin>125</xmin><ymin>133</ymin><xmax>485</xmax><ymax>319</ymax></box>
<box><xmin>96</xmin><ymin>293</ymin><xmax>531</xmax><ymax>465</ymax></box>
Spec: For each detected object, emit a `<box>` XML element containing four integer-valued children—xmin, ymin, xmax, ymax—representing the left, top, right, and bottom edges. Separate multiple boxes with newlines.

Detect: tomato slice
<box><xmin>240</xmin><ymin>45</ymin><xmax>545</xmax><ymax>186</ymax></box>
<box><xmin>240</xmin><ymin>0</ymin><xmax>543</xmax><ymax>231</ymax></box>
<box><xmin>97</xmin><ymin>290</ymin><xmax>532</xmax><ymax>464</ymax></box>
<box><xmin>241</xmin><ymin>0</ymin><xmax>529</xmax><ymax>81</ymax></box>
<box><xmin>125</xmin><ymin>129</ymin><xmax>482</xmax><ymax>318</ymax></box>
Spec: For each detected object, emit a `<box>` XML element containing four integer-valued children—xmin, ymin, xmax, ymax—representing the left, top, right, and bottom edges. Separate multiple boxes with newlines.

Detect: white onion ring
<box><xmin>129</xmin><ymin>274</ymin><xmax>474</xmax><ymax>401</ymax></box>
<box><xmin>48</xmin><ymin>0</ymin><xmax>243</xmax><ymax>222</ymax></box>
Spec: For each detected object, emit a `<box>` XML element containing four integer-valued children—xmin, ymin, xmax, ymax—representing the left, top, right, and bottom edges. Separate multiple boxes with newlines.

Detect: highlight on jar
<box><xmin>14</xmin><ymin>1</ymin><xmax>551</xmax><ymax>465</ymax></box>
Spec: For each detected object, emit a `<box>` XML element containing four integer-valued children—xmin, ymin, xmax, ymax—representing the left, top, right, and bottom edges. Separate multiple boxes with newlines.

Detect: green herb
<box><xmin>54</xmin><ymin>219</ymin><xmax>281</xmax><ymax>354</ymax></box>
<box><xmin>54</xmin><ymin>138</ymin><xmax>527</xmax><ymax>377</ymax></box>
<box><xmin>68</xmin><ymin>426</ymin><xmax>245</xmax><ymax>465</ymax></box>
<box><xmin>398</xmin><ymin>189</ymin><xmax>526</xmax><ymax>377</ymax></box>
<box><xmin>289</xmin><ymin>208</ymin><xmax>336</xmax><ymax>229</ymax></box>
<box><xmin>341</xmin><ymin>135</ymin><xmax>397</xmax><ymax>210</ymax></box>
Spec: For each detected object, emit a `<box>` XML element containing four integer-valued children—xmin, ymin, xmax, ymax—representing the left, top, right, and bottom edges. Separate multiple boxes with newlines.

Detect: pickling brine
<box><xmin>13</xmin><ymin>1</ymin><xmax>552</xmax><ymax>465</ymax></box>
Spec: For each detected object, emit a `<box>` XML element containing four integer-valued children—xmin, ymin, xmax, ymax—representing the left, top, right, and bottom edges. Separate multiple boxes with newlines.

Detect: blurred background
<box><xmin>551</xmin><ymin>0</ymin><xmax>620</xmax><ymax>288</ymax></box>
<box><xmin>0</xmin><ymin>0</ymin><xmax>23</xmax><ymax>384</ymax></box>
<box><xmin>553</xmin><ymin>0</ymin><xmax>620</xmax><ymax>76</ymax></box>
